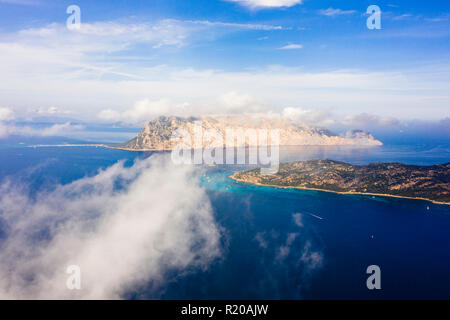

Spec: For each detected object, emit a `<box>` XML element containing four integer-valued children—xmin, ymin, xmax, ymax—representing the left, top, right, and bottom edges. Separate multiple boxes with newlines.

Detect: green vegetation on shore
<box><xmin>232</xmin><ymin>159</ymin><xmax>450</xmax><ymax>204</ymax></box>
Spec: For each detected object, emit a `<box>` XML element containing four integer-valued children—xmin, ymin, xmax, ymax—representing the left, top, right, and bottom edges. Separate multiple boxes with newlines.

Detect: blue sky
<box><xmin>0</xmin><ymin>0</ymin><xmax>449</xmax><ymax>128</ymax></box>
<box><xmin>1</xmin><ymin>0</ymin><xmax>449</xmax><ymax>71</ymax></box>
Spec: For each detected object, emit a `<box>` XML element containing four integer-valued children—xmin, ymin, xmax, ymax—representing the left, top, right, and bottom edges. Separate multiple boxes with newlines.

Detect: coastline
<box><xmin>29</xmin><ymin>144</ymin><xmax>107</xmax><ymax>148</ymax></box>
<box><xmin>29</xmin><ymin>144</ymin><xmax>168</xmax><ymax>151</ymax></box>
<box><xmin>106</xmin><ymin>145</ymin><xmax>170</xmax><ymax>151</ymax></box>
<box><xmin>105</xmin><ymin>143</ymin><xmax>385</xmax><ymax>152</ymax></box>
<box><xmin>229</xmin><ymin>174</ymin><xmax>450</xmax><ymax>206</ymax></box>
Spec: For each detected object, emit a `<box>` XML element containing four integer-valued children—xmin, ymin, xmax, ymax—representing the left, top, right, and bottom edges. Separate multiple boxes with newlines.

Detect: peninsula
<box><xmin>231</xmin><ymin>159</ymin><xmax>450</xmax><ymax>204</ymax></box>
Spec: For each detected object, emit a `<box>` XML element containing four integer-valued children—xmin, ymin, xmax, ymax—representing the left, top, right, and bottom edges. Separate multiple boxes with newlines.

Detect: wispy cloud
<box><xmin>300</xmin><ymin>241</ymin><xmax>323</xmax><ymax>271</ymax></box>
<box><xmin>0</xmin><ymin>20</ymin><xmax>449</xmax><ymax>122</ymax></box>
<box><xmin>224</xmin><ymin>0</ymin><xmax>302</xmax><ymax>9</ymax></box>
<box><xmin>425</xmin><ymin>13</ymin><xmax>450</xmax><ymax>22</ymax></box>
<box><xmin>0</xmin><ymin>122</ymin><xmax>85</xmax><ymax>139</ymax></box>
<box><xmin>278</xmin><ymin>43</ymin><xmax>303</xmax><ymax>50</ymax></box>
<box><xmin>392</xmin><ymin>14</ymin><xmax>413</xmax><ymax>21</ymax></box>
<box><xmin>186</xmin><ymin>20</ymin><xmax>283</xmax><ymax>30</ymax></box>
<box><xmin>318</xmin><ymin>8</ymin><xmax>357</xmax><ymax>16</ymax></box>
<box><xmin>276</xmin><ymin>233</ymin><xmax>299</xmax><ymax>261</ymax></box>
<box><xmin>9</xmin><ymin>18</ymin><xmax>284</xmax><ymax>55</ymax></box>
<box><xmin>0</xmin><ymin>0</ymin><xmax>40</xmax><ymax>5</ymax></box>
<box><xmin>0</xmin><ymin>18</ymin><xmax>284</xmax><ymax>80</ymax></box>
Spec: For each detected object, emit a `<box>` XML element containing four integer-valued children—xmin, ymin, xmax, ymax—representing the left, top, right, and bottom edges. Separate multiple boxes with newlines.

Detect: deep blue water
<box><xmin>0</xmin><ymin>143</ymin><xmax>449</xmax><ymax>299</ymax></box>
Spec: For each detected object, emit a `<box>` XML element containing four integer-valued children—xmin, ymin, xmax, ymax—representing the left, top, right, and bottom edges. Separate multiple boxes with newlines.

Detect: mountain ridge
<box><xmin>113</xmin><ymin>115</ymin><xmax>383</xmax><ymax>150</ymax></box>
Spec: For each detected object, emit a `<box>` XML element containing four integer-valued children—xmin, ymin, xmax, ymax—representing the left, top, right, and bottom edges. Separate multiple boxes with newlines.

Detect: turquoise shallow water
<box><xmin>0</xmin><ymin>144</ymin><xmax>449</xmax><ymax>299</ymax></box>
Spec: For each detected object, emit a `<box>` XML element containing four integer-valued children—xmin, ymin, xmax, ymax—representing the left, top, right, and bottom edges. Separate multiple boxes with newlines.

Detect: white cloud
<box><xmin>123</xmin><ymin>99</ymin><xmax>181</xmax><ymax>122</ymax></box>
<box><xmin>0</xmin><ymin>155</ymin><xmax>221</xmax><ymax>299</ymax></box>
<box><xmin>47</xmin><ymin>106</ymin><xmax>59</xmax><ymax>114</ymax></box>
<box><xmin>225</xmin><ymin>0</ymin><xmax>302</xmax><ymax>9</ymax></box>
<box><xmin>282</xmin><ymin>107</ymin><xmax>401</xmax><ymax>129</ymax></box>
<box><xmin>98</xmin><ymin>98</ymin><xmax>189</xmax><ymax>124</ymax></box>
<box><xmin>217</xmin><ymin>91</ymin><xmax>266</xmax><ymax>113</ymax></box>
<box><xmin>9</xmin><ymin>19</ymin><xmax>283</xmax><ymax>57</ymax></box>
<box><xmin>318</xmin><ymin>8</ymin><xmax>357</xmax><ymax>16</ymax></box>
<box><xmin>15</xmin><ymin>20</ymin><xmax>190</xmax><ymax>51</ymax></box>
<box><xmin>0</xmin><ymin>108</ymin><xmax>14</xmax><ymax>121</ymax></box>
<box><xmin>300</xmin><ymin>241</ymin><xmax>323</xmax><ymax>270</ymax></box>
<box><xmin>98</xmin><ymin>109</ymin><xmax>122</xmax><ymax>122</ymax></box>
<box><xmin>282</xmin><ymin>107</ymin><xmax>336</xmax><ymax>127</ymax></box>
<box><xmin>30</xmin><ymin>106</ymin><xmax>70</xmax><ymax>116</ymax></box>
<box><xmin>3</xmin><ymin>61</ymin><xmax>447</xmax><ymax>122</ymax></box>
<box><xmin>40</xmin><ymin>122</ymin><xmax>85</xmax><ymax>136</ymax></box>
<box><xmin>292</xmin><ymin>213</ymin><xmax>303</xmax><ymax>227</ymax></box>
<box><xmin>0</xmin><ymin>19</ymin><xmax>449</xmax><ymax>122</ymax></box>
<box><xmin>0</xmin><ymin>122</ymin><xmax>84</xmax><ymax>139</ymax></box>
<box><xmin>98</xmin><ymin>93</ymin><xmax>269</xmax><ymax>124</ymax></box>
<box><xmin>278</xmin><ymin>43</ymin><xmax>303</xmax><ymax>50</ymax></box>
<box><xmin>276</xmin><ymin>233</ymin><xmax>299</xmax><ymax>260</ymax></box>
<box><xmin>393</xmin><ymin>14</ymin><xmax>413</xmax><ymax>21</ymax></box>
<box><xmin>186</xmin><ymin>20</ymin><xmax>282</xmax><ymax>30</ymax></box>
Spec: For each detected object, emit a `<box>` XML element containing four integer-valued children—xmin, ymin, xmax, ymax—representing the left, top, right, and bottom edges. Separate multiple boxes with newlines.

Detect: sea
<box><xmin>0</xmin><ymin>138</ymin><xmax>449</xmax><ymax>299</ymax></box>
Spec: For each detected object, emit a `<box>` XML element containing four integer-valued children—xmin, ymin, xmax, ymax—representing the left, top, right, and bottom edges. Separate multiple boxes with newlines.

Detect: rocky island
<box><xmin>231</xmin><ymin>159</ymin><xmax>450</xmax><ymax>204</ymax></box>
<box><xmin>112</xmin><ymin>115</ymin><xmax>382</xmax><ymax>150</ymax></box>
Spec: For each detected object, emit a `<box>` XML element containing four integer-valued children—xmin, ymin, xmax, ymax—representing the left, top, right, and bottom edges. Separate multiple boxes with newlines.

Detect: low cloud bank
<box><xmin>98</xmin><ymin>93</ymin><xmax>268</xmax><ymax>125</ymax></box>
<box><xmin>0</xmin><ymin>116</ymin><xmax>85</xmax><ymax>139</ymax></box>
<box><xmin>0</xmin><ymin>108</ymin><xmax>14</xmax><ymax>121</ymax></box>
<box><xmin>0</xmin><ymin>155</ymin><xmax>221</xmax><ymax>299</ymax></box>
